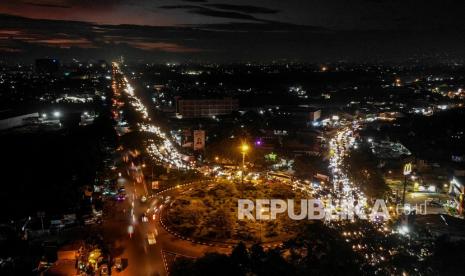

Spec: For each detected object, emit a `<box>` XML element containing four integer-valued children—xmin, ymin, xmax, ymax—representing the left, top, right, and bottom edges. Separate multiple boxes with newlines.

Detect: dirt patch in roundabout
<box><xmin>161</xmin><ymin>179</ymin><xmax>308</xmax><ymax>245</ymax></box>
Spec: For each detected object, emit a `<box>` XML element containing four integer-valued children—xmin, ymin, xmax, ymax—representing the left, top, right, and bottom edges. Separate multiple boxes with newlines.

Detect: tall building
<box><xmin>176</xmin><ymin>97</ymin><xmax>239</xmax><ymax>118</ymax></box>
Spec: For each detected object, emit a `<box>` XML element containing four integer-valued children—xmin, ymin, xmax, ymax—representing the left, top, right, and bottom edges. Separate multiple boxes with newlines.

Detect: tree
<box><xmin>261</xmin><ymin>249</ymin><xmax>295</xmax><ymax>276</ymax></box>
<box><xmin>286</xmin><ymin>222</ymin><xmax>360</xmax><ymax>276</ymax></box>
<box><xmin>428</xmin><ymin>235</ymin><xmax>465</xmax><ymax>275</ymax></box>
<box><xmin>344</xmin><ymin>145</ymin><xmax>389</xmax><ymax>199</ymax></box>
<box><xmin>170</xmin><ymin>258</ymin><xmax>196</xmax><ymax>276</ymax></box>
<box><xmin>231</xmin><ymin>242</ymin><xmax>249</xmax><ymax>274</ymax></box>
<box><xmin>249</xmin><ymin>243</ymin><xmax>266</xmax><ymax>274</ymax></box>
<box><xmin>171</xmin><ymin>253</ymin><xmax>241</xmax><ymax>276</ymax></box>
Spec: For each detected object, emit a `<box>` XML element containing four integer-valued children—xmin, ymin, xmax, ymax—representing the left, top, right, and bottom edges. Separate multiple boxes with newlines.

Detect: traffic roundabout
<box><xmin>156</xmin><ymin>179</ymin><xmax>307</xmax><ymax>247</ymax></box>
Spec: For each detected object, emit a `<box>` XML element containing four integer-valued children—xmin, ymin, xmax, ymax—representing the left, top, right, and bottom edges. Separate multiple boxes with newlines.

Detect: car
<box><xmin>114</xmin><ymin>258</ymin><xmax>123</xmax><ymax>271</ymax></box>
<box><xmin>100</xmin><ymin>264</ymin><xmax>109</xmax><ymax>276</ymax></box>
<box><xmin>115</xmin><ymin>193</ymin><xmax>126</xmax><ymax>201</ymax></box>
<box><xmin>37</xmin><ymin>261</ymin><xmax>52</xmax><ymax>272</ymax></box>
<box><xmin>147</xmin><ymin>233</ymin><xmax>156</xmax><ymax>245</ymax></box>
<box><xmin>103</xmin><ymin>188</ymin><xmax>117</xmax><ymax>196</ymax></box>
<box><xmin>83</xmin><ymin>215</ymin><xmax>97</xmax><ymax>225</ymax></box>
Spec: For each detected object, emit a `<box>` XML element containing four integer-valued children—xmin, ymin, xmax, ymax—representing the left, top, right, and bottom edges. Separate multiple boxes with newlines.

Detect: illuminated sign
<box><xmin>193</xmin><ymin>130</ymin><xmax>205</xmax><ymax>150</ymax></box>
<box><xmin>403</xmin><ymin>163</ymin><xmax>412</xmax><ymax>176</ymax></box>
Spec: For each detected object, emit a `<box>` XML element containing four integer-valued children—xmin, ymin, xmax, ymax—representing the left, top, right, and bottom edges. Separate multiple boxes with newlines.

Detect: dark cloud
<box><xmin>189</xmin><ymin>22</ymin><xmax>327</xmax><ymax>32</ymax></box>
<box><xmin>14</xmin><ymin>0</ymin><xmax>134</xmax><ymax>11</ymax></box>
<box><xmin>205</xmin><ymin>4</ymin><xmax>279</xmax><ymax>14</ymax></box>
<box><xmin>0</xmin><ymin>13</ymin><xmax>91</xmax><ymax>32</ymax></box>
<box><xmin>158</xmin><ymin>4</ymin><xmax>203</xmax><ymax>9</ymax></box>
<box><xmin>3</xmin><ymin>0</ymin><xmax>465</xmax><ymax>32</ymax></box>
<box><xmin>22</xmin><ymin>1</ymin><xmax>72</xmax><ymax>8</ymax></box>
<box><xmin>2</xmin><ymin>2</ymin><xmax>465</xmax><ymax>63</ymax></box>
<box><xmin>0</xmin><ymin>13</ymin><xmax>202</xmax><ymax>57</ymax></box>
<box><xmin>158</xmin><ymin>5</ymin><xmax>264</xmax><ymax>21</ymax></box>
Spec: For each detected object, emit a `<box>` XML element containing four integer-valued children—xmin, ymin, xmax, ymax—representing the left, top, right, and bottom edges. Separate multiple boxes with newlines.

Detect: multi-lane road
<box><xmin>102</xmin><ymin>169</ymin><xmax>232</xmax><ymax>275</ymax></box>
<box><xmin>106</xmin><ymin>63</ymin><xmax>230</xmax><ymax>276</ymax></box>
<box><xmin>328</xmin><ymin>124</ymin><xmax>368</xmax><ymax>215</ymax></box>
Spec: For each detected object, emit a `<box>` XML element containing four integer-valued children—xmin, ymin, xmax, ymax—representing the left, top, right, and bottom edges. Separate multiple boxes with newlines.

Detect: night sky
<box><xmin>1</xmin><ymin>0</ymin><xmax>465</xmax><ymax>62</ymax></box>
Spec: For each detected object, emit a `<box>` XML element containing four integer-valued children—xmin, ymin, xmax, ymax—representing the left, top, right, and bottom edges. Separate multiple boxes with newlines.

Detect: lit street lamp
<box><xmin>240</xmin><ymin>143</ymin><xmax>249</xmax><ymax>168</ymax></box>
<box><xmin>240</xmin><ymin>143</ymin><xmax>249</xmax><ymax>185</ymax></box>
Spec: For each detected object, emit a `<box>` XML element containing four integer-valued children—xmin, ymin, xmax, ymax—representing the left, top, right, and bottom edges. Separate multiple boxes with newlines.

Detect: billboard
<box><xmin>193</xmin><ymin>130</ymin><xmax>205</xmax><ymax>150</ymax></box>
<box><xmin>403</xmin><ymin>163</ymin><xmax>412</xmax><ymax>176</ymax></box>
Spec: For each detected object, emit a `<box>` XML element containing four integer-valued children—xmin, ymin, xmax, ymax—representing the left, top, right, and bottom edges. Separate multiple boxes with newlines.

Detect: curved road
<box><xmin>103</xmin><ymin>177</ymin><xmax>231</xmax><ymax>276</ymax></box>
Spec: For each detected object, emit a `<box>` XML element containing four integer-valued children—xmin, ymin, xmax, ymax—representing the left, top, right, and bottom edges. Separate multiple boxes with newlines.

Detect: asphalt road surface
<box><xmin>102</xmin><ymin>169</ymin><xmax>230</xmax><ymax>276</ymax></box>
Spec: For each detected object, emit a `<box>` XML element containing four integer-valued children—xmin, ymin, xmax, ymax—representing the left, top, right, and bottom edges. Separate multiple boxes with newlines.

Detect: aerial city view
<box><xmin>1</xmin><ymin>1</ymin><xmax>465</xmax><ymax>275</ymax></box>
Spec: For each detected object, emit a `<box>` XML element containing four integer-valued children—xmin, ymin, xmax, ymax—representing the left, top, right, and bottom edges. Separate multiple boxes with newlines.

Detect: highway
<box><xmin>327</xmin><ymin>123</ymin><xmax>368</xmax><ymax>218</ymax></box>
<box><xmin>106</xmin><ymin>63</ymin><xmax>230</xmax><ymax>276</ymax></box>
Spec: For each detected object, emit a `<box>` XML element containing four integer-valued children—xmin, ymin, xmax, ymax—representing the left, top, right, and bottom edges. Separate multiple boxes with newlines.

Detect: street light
<box><xmin>240</xmin><ymin>143</ymin><xmax>249</xmax><ymax>185</ymax></box>
<box><xmin>240</xmin><ymin>143</ymin><xmax>249</xmax><ymax>169</ymax></box>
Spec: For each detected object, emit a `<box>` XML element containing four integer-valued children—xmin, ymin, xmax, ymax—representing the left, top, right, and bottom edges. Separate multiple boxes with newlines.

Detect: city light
<box><xmin>328</xmin><ymin>124</ymin><xmax>368</xmax><ymax>215</ymax></box>
<box><xmin>113</xmin><ymin>63</ymin><xmax>189</xmax><ymax>170</ymax></box>
<box><xmin>240</xmin><ymin>143</ymin><xmax>250</xmax><ymax>154</ymax></box>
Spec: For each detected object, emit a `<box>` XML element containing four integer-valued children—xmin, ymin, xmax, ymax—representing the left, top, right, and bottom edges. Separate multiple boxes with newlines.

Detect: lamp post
<box><xmin>240</xmin><ymin>143</ymin><xmax>249</xmax><ymax>168</ymax></box>
<box><xmin>240</xmin><ymin>143</ymin><xmax>249</xmax><ymax>185</ymax></box>
<box><xmin>402</xmin><ymin>162</ymin><xmax>412</xmax><ymax>206</ymax></box>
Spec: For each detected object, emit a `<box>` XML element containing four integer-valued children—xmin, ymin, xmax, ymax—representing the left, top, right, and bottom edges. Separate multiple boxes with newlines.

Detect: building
<box><xmin>176</xmin><ymin>97</ymin><xmax>239</xmax><ymax>118</ymax></box>
<box><xmin>414</xmin><ymin>214</ymin><xmax>465</xmax><ymax>241</ymax></box>
<box><xmin>449</xmin><ymin>176</ymin><xmax>465</xmax><ymax>215</ymax></box>
<box><xmin>309</xmin><ymin>109</ymin><xmax>321</xmax><ymax>121</ymax></box>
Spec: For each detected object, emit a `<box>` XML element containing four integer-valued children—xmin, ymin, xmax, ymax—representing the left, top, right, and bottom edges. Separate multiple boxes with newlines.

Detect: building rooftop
<box><xmin>414</xmin><ymin>214</ymin><xmax>465</xmax><ymax>240</ymax></box>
